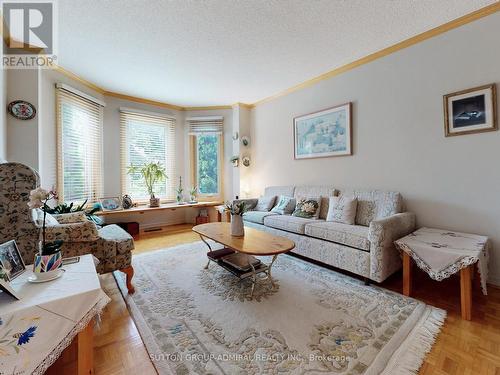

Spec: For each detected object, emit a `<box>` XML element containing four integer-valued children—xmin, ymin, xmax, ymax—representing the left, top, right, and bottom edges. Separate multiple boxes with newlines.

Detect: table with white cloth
<box><xmin>395</xmin><ymin>227</ymin><xmax>489</xmax><ymax>320</ymax></box>
<box><xmin>0</xmin><ymin>254</ymin><xmax>110</xmax><ymax>375</ymax></box>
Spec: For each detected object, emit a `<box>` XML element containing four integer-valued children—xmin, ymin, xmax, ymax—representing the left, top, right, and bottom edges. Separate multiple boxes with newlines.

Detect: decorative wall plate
<box><xmin>7</xmin><ymin>100</ymin><xmax>36</xmax><ymax>120</ymax></box>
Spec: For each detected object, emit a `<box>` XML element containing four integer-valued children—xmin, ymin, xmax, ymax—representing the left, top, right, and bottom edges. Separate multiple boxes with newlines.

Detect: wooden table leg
<box><xmin>460</xmin><ymin>265</ymin><xmax>473</xmax><ymax>320</ymax></box>
<box><xmin>77</xmin><ymin>319</ymin><xmax>94</xmax><ymax>375</ymax></box>
<box><xmin>403</xmin><ymin>252</ymin><xmax>412</xmax><ymax>296</ymax></box>
<box><xmin>217</xmin><ymin>211</ymin><xmax>222</xmax><ymax>222</ymax></box>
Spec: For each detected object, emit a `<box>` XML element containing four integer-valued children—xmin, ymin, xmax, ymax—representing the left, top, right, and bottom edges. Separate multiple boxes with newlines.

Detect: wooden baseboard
<box><xmin>139</xmin><ymin>223</ymin><xmax>194</xmax><ymax>236</ymax></box>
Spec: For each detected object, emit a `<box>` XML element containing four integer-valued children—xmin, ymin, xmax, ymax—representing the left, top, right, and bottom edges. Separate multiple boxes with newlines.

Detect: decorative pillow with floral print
<box><xmin>292</xmin><ymin>197</ymin><xmax>321</xmax><ymax>219</ymax></box>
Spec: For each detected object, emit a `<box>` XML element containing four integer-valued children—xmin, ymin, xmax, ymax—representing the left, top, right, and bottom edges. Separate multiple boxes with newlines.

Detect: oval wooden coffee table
<box><xmin>192</xmin><ymin>222</ymin><xmax>295</xmax><ymax>297</ymax></box>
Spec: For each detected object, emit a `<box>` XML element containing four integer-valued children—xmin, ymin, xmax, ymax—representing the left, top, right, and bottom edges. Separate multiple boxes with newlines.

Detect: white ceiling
<box><xmin>58</xmin><ymin>0</ymin><xmax>496</xmax><ymax>107</ymax></box>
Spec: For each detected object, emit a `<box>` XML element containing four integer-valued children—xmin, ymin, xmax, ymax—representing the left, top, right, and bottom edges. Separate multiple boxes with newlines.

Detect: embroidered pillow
<box><xmin>326</xmin><ymin>196</ymin><xmax>358</xmax><ymax>225</ymax></box>
<box><xmin>254</xmin><ymin>196</ymin><xmax>277</xmax><ymax>212</ymax></box>
<box><xmin>292</xmin><ymin>197</ymin><xmax>321</xmax><ymax>219</ymax></box>
<box><xmin>271</xmin><ymin>196</ymin><xmax>295</xmax><ymax>215</ymax></box>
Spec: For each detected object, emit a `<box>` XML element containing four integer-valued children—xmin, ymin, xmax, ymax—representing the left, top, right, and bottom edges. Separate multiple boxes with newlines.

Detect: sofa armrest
<box><xmin>52</xmin><ymin>211</ymin><xmax>88</xmax><ymax>224</ymax></box>
<box><xmin>368</xmin><ymin>212</ymin><xmax>416</xmax><ymax>282</ymax></box>
<box><xmin>45</xmin><ymin>220</ymin><xmax>100</xmax><ymax>242</ymax></box>
<box><xmin>231</xmin><ymin>198</ymin><xmax>258</xmax><ymax>210</ymax></box>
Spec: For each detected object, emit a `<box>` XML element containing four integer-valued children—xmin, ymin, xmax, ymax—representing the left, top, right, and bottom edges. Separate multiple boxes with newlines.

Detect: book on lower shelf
<box><xmin>221</xmin><ymin>253</ymin><xmax>261</xmax><ymax>272</ymax></box>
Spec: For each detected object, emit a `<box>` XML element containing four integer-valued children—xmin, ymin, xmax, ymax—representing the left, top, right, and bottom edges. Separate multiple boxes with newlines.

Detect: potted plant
<box><xmin>189</xmin><ymin>186</ymin><xmax>197</xmax><ymax>203</ymax></box>
<box><xmin>176</xmin><ymin>176</ymin><xmax>185</xmax><ymax>204</ymax></box>
<box><xmin>127</xmin><ymin>162</ymin><xmax>167</xmax><ymax>207</ymax></box>
<box><xmin>225</xmin><ymin>201</ymin><xmax>248</xmax><ymax>236</ymax></box>
<box><xmin>43</xmin><ymin>198</ymin><xmax>103</xmax><ymax>226</ymax></box>
<box><xmin>28</xmin><ymin>187</ymin><xmax>64</xmax><ymax>279</ymax></box>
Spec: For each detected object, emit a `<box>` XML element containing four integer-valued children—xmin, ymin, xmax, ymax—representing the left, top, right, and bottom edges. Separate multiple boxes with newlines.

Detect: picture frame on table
<box><xmin>99</xmin><ymin>197</ymin><xmax>123</xmax><ymax>211</ymax></box>
<box><xmin>0</xmin><ymin>240</ymin><xmax>26</xmax><ymax>281</ymax></box>
<box><xmin>443</xmin><ymin>83</ymin><xmax>497</xmax><ymax>137</ymax></box>
<box><xmin>294</xmin><ymin>102</ymin><xmax>352</xmax><ymax>159</ymax></box>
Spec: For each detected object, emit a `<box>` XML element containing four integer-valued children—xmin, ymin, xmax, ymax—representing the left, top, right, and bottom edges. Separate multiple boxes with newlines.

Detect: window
<box><xmin>56</xmin><ymin>85</ymin><xmax>104</xmax><ymax>204</ymax></box>
<box><xmin>188</xmin><ymin>117</ymin><xmax>223</xmax><ymax>197</ymax></box>
<box><xmin>120</xmin><ymin>109</ymin><xmax>176</xmax><ymax>201</ymax></box>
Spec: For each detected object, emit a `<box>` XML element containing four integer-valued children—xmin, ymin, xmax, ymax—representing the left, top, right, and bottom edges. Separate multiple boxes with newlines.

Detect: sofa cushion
<box><xmin>326</xmin><ymin>196</ymin><xmax>358</xmax><ymax>225</ymax></box>
<box><xmin>255</xmin><ymin>196</ymin><xmax>277</xmax><ymax>211</ymax></box>
<box><xmin>271</xmin><ymin>195</ymin><xmax>296</xmax><ymax>215</ymax></box>
<box><xmin>263</xmin><ymin>215</ymin><xmax>318</xmax><ymax>235</ymax></box>
<box><xmin>293</xmin><ymin>185</ymin><xmax>337</xmax><ymax>219</ymax></box>
<box><xmin>339</xmin><ymin>189</ymin><xmax>403</xmax><ymax>226</ymax></box>
<box><xmin>304</xmin><ymin>221</ymin><xmax>370</xmax><ymax>251</ymax></box>
<box><xmin>292</xmin><ymin>197</ymin><xmax>321</xmax><ymax>219</ymax></box>
<box><xmin>243</xmin><ymin>211</ymin><xmax>278</xmax><ymax>224</ymax></box>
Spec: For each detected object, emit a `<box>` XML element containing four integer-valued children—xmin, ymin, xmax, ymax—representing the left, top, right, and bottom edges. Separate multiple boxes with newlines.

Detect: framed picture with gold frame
<box><xmin>443</xmin><ymin>83</ymin><xmax>497</xmax><ymax>137</ymax></box>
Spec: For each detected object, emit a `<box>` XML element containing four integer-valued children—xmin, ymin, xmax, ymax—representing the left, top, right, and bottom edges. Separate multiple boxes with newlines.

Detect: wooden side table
<box><xmin>0</xmin><ymin>255</ymin><xmax>110</xmax><ymax>374</ymax></box>
<box><xmin>395</xmin><ymin>227</ymin><xmax>489</xmax><ymax>321</ymax></box>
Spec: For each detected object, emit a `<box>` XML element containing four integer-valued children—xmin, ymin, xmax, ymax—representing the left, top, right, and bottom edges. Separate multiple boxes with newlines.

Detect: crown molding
<box><xmin>251</xmin><ymin>2</ymin><xmax>500</xmax><ymax>107</ymax></box>
<box><xmin>104</xmin><ymin>90</ymin><xmax>185</xmax><ymax>111</ymax></box>
<box><xmin>54</xmin><ymin>65</ymin><xmax>106</xmax><ymax>94</ymax></box>
<box><xmin>184</xmin><ymin>105</ymin><xmax>233</xmax><ymax>111</ymax></box>
<box><xmin>52</xmin><ymin>3</ymin><xmax>499</xmax><ymax>111</ymax></box>
<box><xmin>54</xmin><ymin>64</ymin><xmax>230</xmax><ymax>111</ymax></box>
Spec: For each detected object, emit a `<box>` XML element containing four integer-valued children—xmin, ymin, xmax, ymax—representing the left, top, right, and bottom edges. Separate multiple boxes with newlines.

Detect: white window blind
<box><xmin>187</xmin><ymin>116</ymin><xmax>223</xmax><ymax>134</ymax></box>
<box><xmin>56</xmin><ymin>86</ymin><xmax>104</xmax><ymax>204</ymax></box>
<box><xmin>188</xmin><ymin>117</ymin><xmax>223</xmax><ymax>196</ymax></box>
<box><xmin>120</xmin><ymin>109</ymin><xmax>176</xmax><ymax>201</ymax></box>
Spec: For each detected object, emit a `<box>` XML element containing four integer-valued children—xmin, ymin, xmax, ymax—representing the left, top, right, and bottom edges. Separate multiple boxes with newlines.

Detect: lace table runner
<box><xmin>395</xmin><ymin>227</ymin><xmax>489</xmax><ymax>295</ymax></box>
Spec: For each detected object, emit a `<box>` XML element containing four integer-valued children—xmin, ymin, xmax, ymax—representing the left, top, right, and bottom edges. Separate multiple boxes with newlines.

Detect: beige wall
<box><xmin>6</xmin><ymin>69</ymin><xmax>39</xmax><ymax>167</ymax></box>
<box><xmin>0</xmin><ymin>65</ymin><xmax>6</xmax><ymax>161</ymax></box>
<box><xmin>250</xmin><ymin>12</ymin><xmax>500</xmax><ymax>285</ymax></box>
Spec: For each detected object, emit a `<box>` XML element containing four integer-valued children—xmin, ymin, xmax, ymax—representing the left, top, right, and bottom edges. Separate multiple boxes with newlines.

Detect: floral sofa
<box><xmin>0</xmin><ymin>162</ymin><xmax>135</xmax><ymax>293</ymax></box>
<box><xmin>239</xmin><ymin>185</ymin><xmax>416</xmax><ymax>283</ymax></box>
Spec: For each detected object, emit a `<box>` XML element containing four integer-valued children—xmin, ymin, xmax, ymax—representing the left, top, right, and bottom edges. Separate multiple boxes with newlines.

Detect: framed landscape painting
<box><xmin>444</xmin><ymin>83</ymin><xmax>497</xmax><ymax>137</ymax></box>
<box><xmin>294</xmin><ymin>102</ymin><xmax>352</xmax><ymax>159</ymax></box>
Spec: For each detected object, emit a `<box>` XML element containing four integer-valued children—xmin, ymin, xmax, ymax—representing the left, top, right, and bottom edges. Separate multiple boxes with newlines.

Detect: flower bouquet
<box><xmin>225</xmin><ymin>201</ymin><xmax>248</xmax><ymax>236</ymax></box>
<box><xmin>28</xmin><ymin>188</ymin><xmax>63</xmax><ymax>279</ymax></box>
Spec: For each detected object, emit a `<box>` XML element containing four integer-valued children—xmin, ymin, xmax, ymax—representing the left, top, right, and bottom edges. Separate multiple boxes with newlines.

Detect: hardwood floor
<box><xmin>58</xmin><ymin>225</ymin><xmax>500</xmax><ymax>374</ymax></box>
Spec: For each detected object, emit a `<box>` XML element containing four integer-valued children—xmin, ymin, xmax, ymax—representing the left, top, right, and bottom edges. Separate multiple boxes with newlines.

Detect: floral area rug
<box><xmin>115</xmin><ymin>241</ymin><xmax>445</xmax><ymax>375</ymax></box>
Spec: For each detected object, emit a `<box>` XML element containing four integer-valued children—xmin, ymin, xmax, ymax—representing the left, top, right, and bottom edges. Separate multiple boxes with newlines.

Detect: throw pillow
<box><xmin>271</xmin><ymin>195</ymin><xmax>295</xmax><ymax>215</ymax></box>
<box><xmin>326</xmin><ymin>196</ymin><xmax>358</xmax><ymax>225</ymax></box>
<box><xmin>291</xmin><ymin>197</ymin><xmax>321</xmax><ymax>219</ymax></box>
<box><xmin>254</xmin><ymin>196</ymin><xmax>277</xmax><ymax>212</ymax></box>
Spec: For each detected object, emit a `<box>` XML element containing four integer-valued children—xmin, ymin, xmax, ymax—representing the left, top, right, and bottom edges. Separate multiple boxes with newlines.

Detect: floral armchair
<box><xmin>0</xmin><ymin>162</ymin><xmax>135</xmax><ymax>293</ymax></box>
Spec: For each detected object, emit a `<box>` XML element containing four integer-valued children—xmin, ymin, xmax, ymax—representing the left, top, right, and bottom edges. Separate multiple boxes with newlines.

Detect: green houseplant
<box><xmin>189</xmin><ymin>186</ymin><xmax>197</xmax><ymax>203</ymax></box>
<box><xmin>43</xmin><ymin>199</ymin><xmax>103</xmax><ymax>226</ymax></box>
<box><xmin>127</xmin><ymin>162</ymin><xmax>167</xmax><ymax>207</ymax></box>
<box><xmin>176</xmin><ymin>176</ymin><xmax>185</xmax><ymax>204</ymax></box>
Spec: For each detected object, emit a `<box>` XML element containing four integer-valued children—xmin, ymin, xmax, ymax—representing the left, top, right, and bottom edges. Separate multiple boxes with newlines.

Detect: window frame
<box><xmin>120</xmin><ymin>109</ymin><xmax>176</xmax><ymax>203</ymax></box>
<box><xmin>56</xmin><ymin>86</ymin><xmax>104</xmax><ymax>205</ymax></box>
<box><xmin>190</xmin><ymin>132</ymin><xmax>223</xmax><ymax>200</ymax></box>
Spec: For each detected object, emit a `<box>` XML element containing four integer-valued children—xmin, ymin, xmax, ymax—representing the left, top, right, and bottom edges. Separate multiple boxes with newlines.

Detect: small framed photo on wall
<box><xmin>444</xmin><ymin>83</ymin><xmax>497</xmax><ymax>137</ymax></box>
